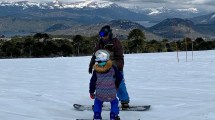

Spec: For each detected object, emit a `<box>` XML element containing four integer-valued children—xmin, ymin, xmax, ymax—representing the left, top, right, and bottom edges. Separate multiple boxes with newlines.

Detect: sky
<box><xmin>0</xmin><ymin>50</ymin><xmax>215</xmax><ymax>119</ymax></box>
<box><xmin>0</xmin><ymin>0</ymin><xmax>215</xmax><ymax>11</ymax></box>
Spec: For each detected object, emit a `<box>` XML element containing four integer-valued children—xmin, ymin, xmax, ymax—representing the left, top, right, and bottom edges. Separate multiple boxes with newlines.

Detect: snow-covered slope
<box><xmin>0</xmin><ymin>50</ymin><xmax>215</xmax><ymax>120</ymax></box>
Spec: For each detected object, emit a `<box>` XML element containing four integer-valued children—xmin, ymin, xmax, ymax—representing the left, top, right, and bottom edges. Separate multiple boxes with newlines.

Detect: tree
<box><xmin>73</xmin><ymin>35</ymin><xmax>84</xmax><ymax>56</ymax></box>
<box><xmin>23</xmin><ymin>38</ymin><xmax>35</xmax><ymax>57</ymax></box>
<box><xmin>194</xmin><ymin>37</ymin><xmax>205</xmax><ymax>50</ymax></box>
<box><xmin>56</xmin><ymin>39</ymin><xmax>73</xmax><ymax>56</ymax></box>
<box><xmin>1</xmin><ymin>41</ymin><xmax>21</xmax><ymax>57</ymax></box>
<box><xmin>33</xmin><ymin>33</ymin><xmax>43</xmax><ymax>39</ymax></box>
<box><xmin>128</xmin><ymin>29</ymin><xmax>146</xmax><ymax>53</ymax></box>
<box><xmin>32</xmin><ymin>42</ymin><xmax>45</xmax><ymax>57</ymax></box>
<box><xmin>33</xmin><ymin>33</ymin><xmax>50</xmax><ymax>40</ymax></box>
<box><xmin>82</xmin><ymin>35</ymin><xmax>99</xmax><ymax>55</ymax></box>
<box><xmin>195</xmin><ymin>37</ymin><xmax>204</xmax><ymax>44</ymax></box>
<box><xmin>161</xmin><ymin>39</ymin><xmax>169</xmax><ymax>52</ymax></box>
<box><xmin>43</xmin><ymin>40</ymin><xmax>58</xmax><ymax>56</ymax></box>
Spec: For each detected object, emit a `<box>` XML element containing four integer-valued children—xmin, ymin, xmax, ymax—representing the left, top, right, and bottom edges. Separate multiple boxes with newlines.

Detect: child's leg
<box><xmin>110</xmin><ymin>98</ymin><xmax>119</xmax><ymax>119</ymax></box>
<box><xmin>93</xmin><ymin>98</ymin><xmax>103</xmax><ymax>119</ymax></box>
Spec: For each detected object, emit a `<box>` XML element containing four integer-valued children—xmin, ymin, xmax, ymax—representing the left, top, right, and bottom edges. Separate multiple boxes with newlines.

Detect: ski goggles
<box><xmin>99</xmin><ymin>31</ymin><xmax>109</xmax><ymax>37</ymax></box>
<box><xmin>95</xmin><ymin>58</ymin><xmax>107</xmax><ymax>62</ymax></box>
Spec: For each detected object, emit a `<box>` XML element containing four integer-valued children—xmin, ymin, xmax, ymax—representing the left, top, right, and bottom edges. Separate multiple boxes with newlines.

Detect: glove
<box><xmin>90</xmin><ymin>93</ymin><xmax>95</xmax><ymax>99</ymax></box>
<box><xmin>88</xmin><ymin>67</ymin><xmax>92</xmax><ymax>74</ymax></box>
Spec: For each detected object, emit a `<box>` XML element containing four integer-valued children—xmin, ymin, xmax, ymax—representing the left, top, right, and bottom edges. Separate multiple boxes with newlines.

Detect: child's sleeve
<box><xmin>113</xmin><ymin>66</ymin><xmax>123</xmax><ymax>88</ymax></box>
<box><xmin>89</xmin><ymin>71</ymin><xmax>97</xmax><ymax>93</ymax></box>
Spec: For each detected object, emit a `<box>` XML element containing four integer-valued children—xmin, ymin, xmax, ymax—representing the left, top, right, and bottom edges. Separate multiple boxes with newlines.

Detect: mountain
<box><xmin>0</xmin><ymin>0</ymin><xmax>115</xmax><ymax>9</ymax></box>
<box><xmin>189</xmin><ymin>12</ymin><xmax>215</xmax><ymax>24</ymax></box>
<box><xmin>0</xmin><ymin>0</ymin><xmax>150</xmax><ymax>36</ymax></box>
<box><xmin>129</xmin><ymin>6</ymin><xmax>210</xmax><ymax>24</ymax></box>
<box><xmin>0</xmin><ymin>0</ymin><xmax>149</xmax><ymax>23</ymax></box>
<box><xmin>188</xmin><ymin>12</ymin><xmax>215</xmax><ymax>36</ymax></box>
<box><xmin>45</xmin><ymin>23</ymin><xmax>70</xmax><ymax>32</ymax></box>
<box><xmin>148</xmin><ymin>18</ymin><xmax>205</xmax><ymax>39</ymax></box>
<box><xmin>0</xmin><ymin>1</ymin><xmax>214</xmax><ymax>39</ymax></box>
<box><xmin>48</xmin><ymin>19</ymin><xmax>162</xmax><ymax>40</ymax></box>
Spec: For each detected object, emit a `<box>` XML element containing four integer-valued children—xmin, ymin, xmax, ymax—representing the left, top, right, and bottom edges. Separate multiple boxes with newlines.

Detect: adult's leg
<box><xmin>117</xmin><ymin>71</ymin><xmax>130</xmax><ymax>103</ymax></box>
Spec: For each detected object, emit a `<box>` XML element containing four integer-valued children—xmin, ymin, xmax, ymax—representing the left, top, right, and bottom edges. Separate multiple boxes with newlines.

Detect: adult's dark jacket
<box><xmin>89</xmin><ymin>38</ymin><xmax>124</xmax><ymax>71</ymax></box>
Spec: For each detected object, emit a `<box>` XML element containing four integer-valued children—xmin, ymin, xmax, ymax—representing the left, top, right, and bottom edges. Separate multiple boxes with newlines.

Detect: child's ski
<box><xmin>73</xmin><ymin>104</ymin><xmax>150</xmax><ymax>111</ymax></box>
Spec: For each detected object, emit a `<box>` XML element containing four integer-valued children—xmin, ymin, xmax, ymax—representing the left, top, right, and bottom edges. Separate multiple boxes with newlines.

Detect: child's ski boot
<box><xmin>93</xmin><ymin>112</ymin><xmax>102</xmax><ymax>120</ymax></box>
<box><xmin>110</xmin><ymin>112</ymin><xmax>120</xmax><ymax>120</ymax></box>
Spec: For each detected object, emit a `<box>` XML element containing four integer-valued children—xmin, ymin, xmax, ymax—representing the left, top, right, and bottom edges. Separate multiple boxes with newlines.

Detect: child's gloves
<box><xmin>90</xmin><ymin>93</ymin><xmax>95</xmax><ymax>99</ymax></box>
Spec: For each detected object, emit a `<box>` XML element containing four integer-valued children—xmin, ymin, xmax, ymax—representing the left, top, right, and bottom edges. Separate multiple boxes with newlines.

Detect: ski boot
<box><xmin>110</xmin><ymin>112</ymin><xmax>120</xmax><ymax>120</ymax></box>
<box><xmin>121</xmin><ymin>102</ymin><xmax>129</xmax><ymax>109</ymax></box>
<box><xmin>93</xmin><ymin>112</ymin><xmax>102</xmax><ymax>120</ymax></box>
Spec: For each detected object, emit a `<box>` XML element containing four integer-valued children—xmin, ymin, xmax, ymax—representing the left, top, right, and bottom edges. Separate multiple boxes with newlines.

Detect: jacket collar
<box><xmin>93</xmin><ymin>60</ymin><xmax>112</xmax><ymax>73</ymax></box>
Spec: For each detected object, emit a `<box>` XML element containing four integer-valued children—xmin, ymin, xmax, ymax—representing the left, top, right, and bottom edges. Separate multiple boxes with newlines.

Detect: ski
<box><xmin>73</xmin><ymin>104</ymin><xmax>150</xmax><ymax>111</ymax></box>
<box><xmin>75</xmin><ymin>119</ymin><xmax>108</xmax><ymax>120</ymax></box>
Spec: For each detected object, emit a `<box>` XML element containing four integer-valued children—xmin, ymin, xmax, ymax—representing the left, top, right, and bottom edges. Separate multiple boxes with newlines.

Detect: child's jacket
<box><xmin>89</xmin><ymin>61</ymin><xmax>123</xmax><ymax>102</ymax></box>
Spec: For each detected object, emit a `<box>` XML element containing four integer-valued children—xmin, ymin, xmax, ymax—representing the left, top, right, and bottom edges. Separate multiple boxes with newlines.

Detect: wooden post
<box><xmin>185</xmin><ymin>38</ymin><xmax>187</xmax><ymax>62</ymax></box>
<box><xmin>192</xmin><ymin>40</ymin><xmax>193</xmax><ymax>61</ymax></box>
<box><xmin>175</xmin><ymin>41</ymin><xmax>179</xmax><ymax>62</ymax></box>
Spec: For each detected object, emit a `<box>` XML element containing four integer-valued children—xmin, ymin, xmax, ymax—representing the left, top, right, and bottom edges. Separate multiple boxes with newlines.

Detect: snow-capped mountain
<box><xmin>190</xmin><ymin>12</ymin><xmax>215</xmax><ymax>24</ymax></box>
<box><xmin>0</xmin><ymin>0</ymin><xmax>214</xmax><ymax>38</ymax></box>
<box><xmin>177</xmin><ymin>8</ymin><xmax>199</xmax><ymax>13</ymax></box>
<box><xmin>129</xmin><ymin>6</ymin><xmax>207</xmax><ymax>19</ymax></box>
<box><xmin>0</xmin><ymin>0</ymin><xmax>149</xmax><ymax>36</ymax></box>
<box><xmin>63</xmin><ymin>0</ymin><xmax>115</xmax><ymax>9</ymax></box>
<box><xmin>0</xmin><ymin>1</ymin><xmax>48</xmax><ymax>9</ymax></box>
<box><xmin>0</xmin><ymin>0</ymin><xmax>148</xmax><ymax>22</ymax></box>
<box><xmin>0</xmin><ymin>0</ymin><xmax>116</xmax><ymax>9</ymax></box>
<box><xmin>144</xmin><ymin>7</ymin><xmax>171</xmax><ymax>15</ymax></box>
<box><xmin>0</xmin><ymin>0</ymin><xmax>210</xmax><ymax>19</ymax></box>
<box><xmin>211</xmin><ymin>14</ymin><xmax>215</xmax><ymax>19</ymax></box>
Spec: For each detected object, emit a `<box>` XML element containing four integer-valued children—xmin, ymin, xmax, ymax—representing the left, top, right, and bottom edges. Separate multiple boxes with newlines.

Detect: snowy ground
<box><xmin>0</xmin><ymin>50</ymin><xmax>215</xmax><ymax>120</ymax></box>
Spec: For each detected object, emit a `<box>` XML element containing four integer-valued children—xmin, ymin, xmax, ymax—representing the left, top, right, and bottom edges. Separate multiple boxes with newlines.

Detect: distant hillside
<box><xmin>48</xmin><ymin>19</ymin><xmax>162</xmax><ymax>40</ymax></box>
<box><xmin>190</xmin><ymin>12</ymin><xmax>215</xmax><ymax>24</ymax></box>
<box><xmin>148</xmin><ymin>18</ymin><xmax>215</xmax><ymax>39</ymax></box>
<box><xmin>189</xmin><ymin>12</ymin><xmax>215</xmax><ymax>36</ymax></box>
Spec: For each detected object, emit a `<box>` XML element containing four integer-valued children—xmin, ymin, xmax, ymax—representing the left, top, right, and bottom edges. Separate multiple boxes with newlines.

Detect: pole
<box><xmin>185</xmin><ymin>38</ymin><xmax>187</xmax><ymax>62</ymax></box>
<box><xmin>175</xmin><ymin>41</ymin><xmax>179</xmax><ymax>63</ymax></box>
<box><xmin>192</xmin><ymin>40</ymin><xmax>193</xmax><ymax>61</ymax></box>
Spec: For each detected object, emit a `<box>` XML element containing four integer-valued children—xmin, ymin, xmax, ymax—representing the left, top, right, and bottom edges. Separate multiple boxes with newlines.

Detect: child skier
<box><xmin>89</xmin><ymin>49</ymin><xmax>122</xmax><ymax>120</ymax></box>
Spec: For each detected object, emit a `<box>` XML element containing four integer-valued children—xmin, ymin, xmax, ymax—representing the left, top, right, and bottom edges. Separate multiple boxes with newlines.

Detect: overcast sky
<box><xmin>0</xmin><ymin>0</ymin><xmax>214</xmax><ymax>11</ymax></box>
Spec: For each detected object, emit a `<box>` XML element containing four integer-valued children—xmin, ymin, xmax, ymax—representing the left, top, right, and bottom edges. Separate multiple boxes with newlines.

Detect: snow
<box><xmin>0</xmin><ymin>50</ymin><xmax>215</xmax><ymax>120</ymax></box>
<box><xmin>146</xmin><ymin>7</ymin><xmax>170</xmax><ymax>15</ymax></box>
<box><xmin>60</xmin><ymin>0</ymin><xmax>114</xmax><ymax>9</ymax></box>
<box><xmin>177</xmin><ymin>8</ymin><xmax>199</xmax><ymax>13</ymax></box>
<box><xmin>0</xmin><ymin>0</ymin><xmax>114</xmax><ymax>9</ymax></box>
<box><xmin>211</xmin><ymin>14</ymin><xmax>215</xmax><ymax>19</ymax></box>
<box><xmin>147</xmin><ymin>8</ymin><xmax>162</xmax><ymax>15</ymax></box>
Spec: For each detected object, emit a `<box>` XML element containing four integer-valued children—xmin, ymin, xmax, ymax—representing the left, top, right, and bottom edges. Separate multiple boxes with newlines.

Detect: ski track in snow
<box><xmin>0</xmin><ymin>50</ymin><xmax>215</xmax><ymax>120</ymax></box>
